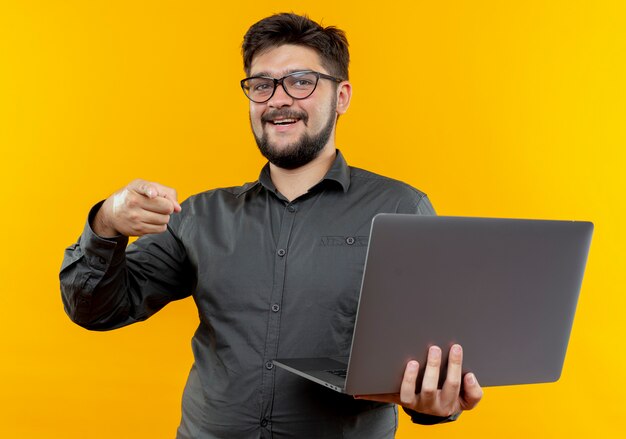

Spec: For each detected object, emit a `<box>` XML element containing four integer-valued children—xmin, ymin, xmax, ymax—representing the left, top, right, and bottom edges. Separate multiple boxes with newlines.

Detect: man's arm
<box><xmin>60</xmin><ymin>179</ymin><xmax>194</xmax><ymax>330</ymax></box>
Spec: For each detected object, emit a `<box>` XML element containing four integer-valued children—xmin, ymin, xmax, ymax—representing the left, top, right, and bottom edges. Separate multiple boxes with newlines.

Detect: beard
<box><xmin>252</xmin><ymin>98</ymin><xmax>337</xmax><ymax>170</ymax></box>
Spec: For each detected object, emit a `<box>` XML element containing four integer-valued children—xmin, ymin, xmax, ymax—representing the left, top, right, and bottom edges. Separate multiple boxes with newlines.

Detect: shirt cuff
<box><xmin>402</xmin><ymin>407</ymin><xmax>461</xmax><ymax>425</ymax></box>
<box><xmin>81</xmin><ymin>200</ymin><xmax>129</xmax><ymax>271</ymax></box>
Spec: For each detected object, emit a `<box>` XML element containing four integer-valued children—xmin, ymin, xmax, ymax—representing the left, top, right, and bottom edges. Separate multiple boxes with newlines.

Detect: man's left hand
<box><xmin>355</xmin><ymin>344</ymin><xmax>483</xmax><ymax>418</ymax></box>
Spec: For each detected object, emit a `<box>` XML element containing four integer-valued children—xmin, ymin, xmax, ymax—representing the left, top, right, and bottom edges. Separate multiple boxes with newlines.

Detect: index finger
<box><xmin>128</xmin><ymin>179</ymin><xmax>181</xmax><ymax>212</ymax></box>
<box><xmin>140</xmin><ymin>194</ymin><xmax>179</xmax><ymax>215</ymax></box>
<box><xmin>153</xmin><ymin>184</ymin><xmax>181</xmax><ymax>212</ymax></box>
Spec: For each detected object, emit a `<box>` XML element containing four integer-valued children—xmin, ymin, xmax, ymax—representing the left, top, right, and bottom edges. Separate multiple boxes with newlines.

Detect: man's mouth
<box><xmin>262</xmin><ymin>111</ymin><xmax>307</xmax><ymax>128</ymax></box>
<box><xmin>270</xmin><ymin>118</ymin><xmax>299</xmax><ymax>126</ymax></box>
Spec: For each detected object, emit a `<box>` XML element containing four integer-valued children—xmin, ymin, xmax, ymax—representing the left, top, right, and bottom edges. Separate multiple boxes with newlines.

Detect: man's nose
<box><xmin>267</xmin><ymin>83</ymin><xmax>294</xmax><ymax>108</ymax></box>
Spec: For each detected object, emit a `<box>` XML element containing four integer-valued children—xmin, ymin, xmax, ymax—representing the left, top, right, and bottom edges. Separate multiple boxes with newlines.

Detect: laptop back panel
<box><xmin>344</xmin><ymin>215</ymin><xmax>593</xmax><ymax>395</ymax></box>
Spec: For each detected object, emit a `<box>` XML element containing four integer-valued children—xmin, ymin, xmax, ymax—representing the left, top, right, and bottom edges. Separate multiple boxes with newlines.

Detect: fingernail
<box><xmin>467</xmin><ymin>373</ymin><xmax>476</xmax><ymax>385</ymax></box>
<box><xmin>452</xmin><ymin>345</ymin><xmax>462</xmax><ymax>355</ymax></box>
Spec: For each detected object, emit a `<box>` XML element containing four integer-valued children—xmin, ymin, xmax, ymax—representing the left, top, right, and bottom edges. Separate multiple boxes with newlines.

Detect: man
<box><xmin>61</xmin><ymin>13</ymin><xmax>482</xmax><ymax>438</ymax></box>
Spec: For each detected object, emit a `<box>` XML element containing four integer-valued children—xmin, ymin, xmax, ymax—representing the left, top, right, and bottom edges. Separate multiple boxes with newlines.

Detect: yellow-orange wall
<box><xmin>1</xmin><ymin>1</ymin><xmax>624</xmax><ymax>437</ymax></box>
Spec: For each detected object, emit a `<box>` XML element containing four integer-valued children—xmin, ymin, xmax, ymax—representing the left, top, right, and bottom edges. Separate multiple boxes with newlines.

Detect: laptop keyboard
<box><xmin>326</xmin><ymin>369</ymin><xmax>347</xmax><ymax>378</ymax></box>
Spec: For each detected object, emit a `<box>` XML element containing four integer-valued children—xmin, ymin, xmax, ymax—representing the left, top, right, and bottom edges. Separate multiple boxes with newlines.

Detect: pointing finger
<box><xmin>128</xmin><ymin>179</ymin><xmax>181</xmax><ymax>212</ymax></box>
<box><xmin>139</xmin><ymin>195</ymin><xmax>177</xmax><ymax>215</ymax></box>
<box><xmin>154</xmin><ymin>184</ymin><xmax>181</xmax><ymax>212</ymax></box>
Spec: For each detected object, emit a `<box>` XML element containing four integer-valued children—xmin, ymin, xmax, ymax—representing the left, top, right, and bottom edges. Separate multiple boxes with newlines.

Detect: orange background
<box><xmin>1</xmin><ymin>1</ymin><xmax>624</xmax><ymax>437</ymax></box>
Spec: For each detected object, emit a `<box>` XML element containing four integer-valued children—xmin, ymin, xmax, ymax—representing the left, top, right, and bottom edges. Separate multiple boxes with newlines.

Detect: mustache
<box><xmin>261</xmin><ymin>110</ymin><xmax>308</xmax><ymax>125</ymax></box>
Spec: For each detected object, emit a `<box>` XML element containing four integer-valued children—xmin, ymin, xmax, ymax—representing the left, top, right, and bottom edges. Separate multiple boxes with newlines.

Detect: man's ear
<box><xmin>336</xmin><ymin>81</ymin><xmax>352</xmax><ymax>115</ymax></box>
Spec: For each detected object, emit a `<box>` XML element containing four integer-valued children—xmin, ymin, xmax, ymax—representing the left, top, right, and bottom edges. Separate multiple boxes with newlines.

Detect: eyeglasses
<box><xmin>240</xmin><ymin>70</ymin><xmax>343</xmax><ymax>103</ymax></box>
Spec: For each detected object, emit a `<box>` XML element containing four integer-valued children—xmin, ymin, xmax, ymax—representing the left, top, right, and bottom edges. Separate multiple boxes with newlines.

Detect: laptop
<box><xmin>273</xmin><ymin>214</ymin><xmax>593</xmax><ymax>395</ymax></box>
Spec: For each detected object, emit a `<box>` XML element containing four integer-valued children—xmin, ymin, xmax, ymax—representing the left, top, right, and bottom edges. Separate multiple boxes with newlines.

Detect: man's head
<box><xmin>241</xmin><ymin>13</ymin><xmax>352</xmax><ymax>169</ymax></box>
<box><xmin>242</xmin><ymin>13</ymin><xmax>349</xmax><ymax>81</ymax></box>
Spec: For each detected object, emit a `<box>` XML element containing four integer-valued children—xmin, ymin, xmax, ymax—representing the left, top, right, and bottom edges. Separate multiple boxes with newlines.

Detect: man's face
<box><xmin>248</xmin><ymin>44</ymin><xmax>340</xmax><ymax>169</ymax></box>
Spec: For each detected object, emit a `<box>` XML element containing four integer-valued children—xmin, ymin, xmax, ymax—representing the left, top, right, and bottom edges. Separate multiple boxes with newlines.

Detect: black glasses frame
<box><xmin>240</xmin><ymin>70</ymin><xmax>343</xmax><ymax>103</ymax></box>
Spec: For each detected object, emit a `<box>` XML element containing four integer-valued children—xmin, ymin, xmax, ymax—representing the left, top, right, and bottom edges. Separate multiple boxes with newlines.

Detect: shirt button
<box><xmin>260</xmin><ymin>419</ymin><xmax>268</xmax><ymax>427</ymax></box>
<box><xmin>271</xmin><ymin>304</ymin><xmax>280</xmax><ymax>312</ymax></box>
<box><xmin>287</xmin><ymin>205</ymin><xmax>296</xmax><ymax>213</ymax></box>
<box><xmin>265</xmin><ymin>361</ymin><xmax>274</xmax><ymax>370</ymax></box>
<box><xmin>277</xmin><ymin>248</ymin><xmax>286</xmax><ymax>257</ymax></box>
<box><xmin>346</xmin><ymin>237</ymin><xmax>355</xmax><ymax>245</ymax></box>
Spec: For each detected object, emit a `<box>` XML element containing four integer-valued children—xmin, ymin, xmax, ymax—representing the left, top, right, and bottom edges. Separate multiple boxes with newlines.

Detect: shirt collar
<box><xmin>323</xmin><ymin>149</ymin><xmax>351</xmax><ymax>192</ymax></box>
<box><xmin>257</xmin><ymin>149</ymin><xmax>351</xmax><ymax>195</ymax></box>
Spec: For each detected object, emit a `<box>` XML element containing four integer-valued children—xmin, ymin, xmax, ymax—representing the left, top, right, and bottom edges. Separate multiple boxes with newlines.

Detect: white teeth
<box><xmin>273</xmin><ymin>119</ymin><xmax>297</xmax><ymax>125</ymax></box>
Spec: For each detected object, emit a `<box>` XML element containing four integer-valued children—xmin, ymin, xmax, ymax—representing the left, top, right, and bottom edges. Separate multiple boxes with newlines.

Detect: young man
<box><xmin>61</xmin><ymin>13</ymin><xmax>482</xmax><ymax>438</ymax></box>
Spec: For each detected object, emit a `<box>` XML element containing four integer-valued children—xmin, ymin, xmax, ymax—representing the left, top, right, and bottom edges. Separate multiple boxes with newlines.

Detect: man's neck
<box><xmin>269</xmin><ymin>145</ymin><xmax>337</xmax><ymax>202</ymax></box>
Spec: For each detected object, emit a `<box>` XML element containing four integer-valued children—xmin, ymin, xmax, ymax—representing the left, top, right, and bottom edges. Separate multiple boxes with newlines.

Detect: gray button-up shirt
<box><xmin>60</xmin><ymin>151</ymin><xmax>437</xmax><ymax>438</ymax></box>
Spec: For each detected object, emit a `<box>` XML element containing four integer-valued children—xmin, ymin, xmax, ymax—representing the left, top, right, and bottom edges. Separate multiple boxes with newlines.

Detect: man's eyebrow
<box><xmin>249</xmin><ymin>71</ymin><xmax>271</xmax><ymax>78</ymax></box>
<box><xmin>249</xmin><ymin>68</ymin><xmax>313</xmax><ymax>78</ymax></box>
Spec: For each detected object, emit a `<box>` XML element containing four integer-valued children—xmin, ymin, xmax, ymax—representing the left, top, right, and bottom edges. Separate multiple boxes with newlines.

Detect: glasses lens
<box><xmin>284</xmin><ymin>72</ymin><xmax>318</xmax><ymax>99</ymax></box>
<box><xmin>243</xmin><ymin>77</ymin><xmax>275</xmax><ymax>102</ymax></box>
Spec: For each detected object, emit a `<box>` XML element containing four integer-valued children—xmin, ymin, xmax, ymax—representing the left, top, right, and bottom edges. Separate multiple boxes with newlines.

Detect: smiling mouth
<box><xmin>269</xmin><ymin>118</ymin><xmax>300</xmax><ymax>126</ymax></box>
<box><xmin>262</xmin><ymin>110</ymin><xmax>307</xmax><ymax>127</ymax></box>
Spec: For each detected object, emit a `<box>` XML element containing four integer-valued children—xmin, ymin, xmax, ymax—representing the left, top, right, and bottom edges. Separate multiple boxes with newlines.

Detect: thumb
<box><xmin>129</xmin><ymin>179</ymin><xmax>159</xmax><ymax>199</ymax></box>
<box><xmin>140</xmin><ymin>184</ymin><xmax>159</xmax><ymax>199</ymax></box>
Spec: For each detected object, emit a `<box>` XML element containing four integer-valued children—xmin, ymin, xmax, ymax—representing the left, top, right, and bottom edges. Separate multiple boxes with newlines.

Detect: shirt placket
<box><xmin>260</xmin><ymin>200</ymin><xmax>298</xmax><ymax>436</ymax></box>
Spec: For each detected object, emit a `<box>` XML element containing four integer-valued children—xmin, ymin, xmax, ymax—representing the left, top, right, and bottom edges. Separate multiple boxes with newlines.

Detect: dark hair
<box><xmin>242</xmin><ymin>13</ymin><xmax>349</xmax><ymax>80</ymax></box>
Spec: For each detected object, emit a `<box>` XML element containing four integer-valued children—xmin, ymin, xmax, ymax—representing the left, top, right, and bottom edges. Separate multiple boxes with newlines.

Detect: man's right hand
<box><xmin>93</xmin><ymin>179</ymin><xmax>182</xmax><ymax>238</ymax></box>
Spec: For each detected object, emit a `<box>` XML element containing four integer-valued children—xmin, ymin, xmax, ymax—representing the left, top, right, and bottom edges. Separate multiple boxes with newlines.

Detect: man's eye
<box><xmin>288</xmin><ymin>75</ymin><xmax>316</xmax><ymax>89</ymax></box>
<box><xmin>294</xmin><ymin>79</ymin><xmax>314</xmax><ymax>87</ymax></box>
<box><xmin>253</xmin><ymin>83</ymin><xmax>272</xmax><ymax>91</ymax></box>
